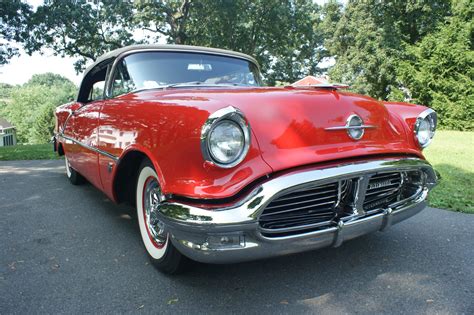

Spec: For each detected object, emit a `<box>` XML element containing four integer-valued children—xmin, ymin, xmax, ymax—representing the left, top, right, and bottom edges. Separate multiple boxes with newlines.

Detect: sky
<box><xmin>0</xmin><ymin>0</ymin><xmax>331</xmax><ymax>86</ymax></box>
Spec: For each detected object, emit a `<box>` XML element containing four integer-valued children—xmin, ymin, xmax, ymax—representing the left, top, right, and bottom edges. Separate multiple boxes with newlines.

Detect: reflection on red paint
<box><xmin>56</xmin><ymin>86</ymin><xmax>428</xmax><ymax>201</ymax></box>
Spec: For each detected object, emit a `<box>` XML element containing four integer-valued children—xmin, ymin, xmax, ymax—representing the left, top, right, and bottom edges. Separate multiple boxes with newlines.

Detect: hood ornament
<box><xmin>325</xmin><ymin>114</ymin><xmax>375</xmax><ymax>140</ymax></box>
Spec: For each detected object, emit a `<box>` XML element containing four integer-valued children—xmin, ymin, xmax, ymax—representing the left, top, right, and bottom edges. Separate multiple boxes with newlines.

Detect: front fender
<box><xmin>101</xmin><ymin>96</ymin><xmax>272</xmax><ymax>200</ymax></box>
<box><xmin>383</xmin><ymin>101</ymin><xmax>430</xmax><ymax>153</ymax></box>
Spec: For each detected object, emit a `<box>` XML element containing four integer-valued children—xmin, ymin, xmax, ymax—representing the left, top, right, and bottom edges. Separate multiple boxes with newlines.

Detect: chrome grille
<box><xmin>363</xmin><ymin>172</ymin><xmax>402</xmax><ymax>211</ymax></box>
<box><xmin>258</xmin><ymin>169</ymin><xmax>425</xmax><ymax>238</ymax></box>
<box><xmin>259</xmin><ymin>181</ymin><xmax>351</xmax><ymax>237</ymax></box>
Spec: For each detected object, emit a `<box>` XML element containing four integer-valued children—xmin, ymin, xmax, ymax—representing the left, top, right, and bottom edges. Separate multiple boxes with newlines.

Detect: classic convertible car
<box><xmin>54</xmin><ymin>45</ymin><xmax>438</xmax><ymax>273</ymax></box>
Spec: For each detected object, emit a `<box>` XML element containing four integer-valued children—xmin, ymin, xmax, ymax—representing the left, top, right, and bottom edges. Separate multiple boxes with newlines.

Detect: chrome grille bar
<box><xmin>364</xmin><ymin>172</ymin><xmax>403</xmax><ymax>211</ymax></box>
<box><xmin>264</xmin><ymin>195</ymin><xmax>336</xmax><ymax>210</ymax></box>
<box><xmin>261</xmin><ymin>200</ymin><xmax>336</xmax><ymax>216</ymax></box>
<box><xmin>259</xmin><ymin>181</ymin><xmax>342</xmax><ymax>237</ymax></box>
<box><xmin>258</xmin><ymin>169</ymin><xmax>426</xmax><ymax>238</ymax></box>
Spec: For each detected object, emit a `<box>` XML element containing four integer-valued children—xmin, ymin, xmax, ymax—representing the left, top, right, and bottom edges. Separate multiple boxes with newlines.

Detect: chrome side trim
<box><xmin>57</xmin><ymin>133</ymin><xmax>119</xmax><ymax>162</ymax></box>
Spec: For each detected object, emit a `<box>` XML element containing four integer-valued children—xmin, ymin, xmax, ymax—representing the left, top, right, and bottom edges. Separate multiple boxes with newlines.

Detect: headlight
<box><xmin>209</xmin><ymin>120</ymin><xmax>244</xmax><ymax>164</ymax></box>
<box><xmin>201</xmin><ymin>106</ymin><xmax>251</xmax><ymax>168</ymax></box>
<box><xmin>414</xmin><ymin>108</ymin><xmax>437</xmax><ymax>148</ymax></box>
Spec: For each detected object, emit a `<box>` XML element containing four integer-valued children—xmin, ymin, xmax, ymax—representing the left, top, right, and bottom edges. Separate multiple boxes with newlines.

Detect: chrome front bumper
<box><xmin>157</xmin><ymin>157</ymin><xmax>438</xmax><ymax>264</ymax></box>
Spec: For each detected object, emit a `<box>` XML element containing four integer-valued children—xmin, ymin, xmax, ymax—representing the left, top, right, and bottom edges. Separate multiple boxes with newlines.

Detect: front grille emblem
<box><xmin>368</xmin><ymin>179</ymin><xmax>394</xmax><ymax>190</ymax></box>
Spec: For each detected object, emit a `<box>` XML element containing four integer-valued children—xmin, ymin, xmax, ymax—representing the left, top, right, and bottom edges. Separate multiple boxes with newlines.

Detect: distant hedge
<box><xmin>0</xmin><ymin>73</ymin><xmax>76</xmax><ymax>144</ymax></box>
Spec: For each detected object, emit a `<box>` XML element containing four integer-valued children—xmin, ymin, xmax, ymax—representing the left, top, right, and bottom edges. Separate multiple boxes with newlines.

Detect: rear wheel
<box><xmin>65</xmin><ymin>155</ymin><xmax>85</xmax><ymax>185</ymax></box>
<box><xmin>136</xmin><ymin>159</ymin><xmax>188</xmax><ymax>274</ymax></box>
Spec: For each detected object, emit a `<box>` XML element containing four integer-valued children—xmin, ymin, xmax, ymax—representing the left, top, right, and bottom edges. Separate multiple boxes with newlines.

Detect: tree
<box><xmin>134</xmin><ymin>0</ymin><xmax>192</xmax><ymax>44</ymax></box>
<box><xmin>21</xmin><ymin>0</ymin><xmax>324</xmax><ymax>84</ymax></box>
<box><xmin>26</xmin><ymin>73</ymin><xmax>76</xmax><ymax>88</ymax></box>
<box><xmin>24</xmin><ymin>0</ymin><xmax>137</xmax><ymax>72</ymax></box>
<box><xmin>183</xmin><ymin>0</ymin><xmax>324</xmax><ymax>84</ymax></box>
<box><xmin>1</xmin><ymin>73</ymin><xmax>76</xmax><ymax>143</ymax></box>
<box><xmin>32</xmin><ymin>103</ymin><xmax>56</xmax><ymax>144</ymax></box>
<box><xmin>0</xmin><ymin>0</ymin><xmax>32</xmax><ymax>64</ymax></box>
<box><xmin>396</xmin><ymin>0</ymin><xmax>473</xmax><ymax>130</ymax></box>
<box><xmin>326</xmin><ymin>2</ymin><xmax>399</xmax><ymax>99</ymax></box>
<box><xmin>0</xmin><ymin>83</ymin><xmax>14</xmax><ymax>99</ymax></box>
<box><xmin>319</xmin><ymin>0</ymin><xmax>343</xmax><ymax>62</ymax></box>
<box><xmin>0</xmin><ymin>83</ymin><xmax>15</xmax><ymax>118</ymax></box>
<box><xmin>324</xmin><ymin>0</ymin><xmax>451</xmax><ymax>99</ymax></box>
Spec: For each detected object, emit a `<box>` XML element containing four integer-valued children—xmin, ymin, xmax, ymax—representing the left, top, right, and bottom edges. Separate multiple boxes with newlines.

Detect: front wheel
<box><xmin>136</xmin><ymin>160</ymin><xmax>188</xmax><ymax>274</ymax></box>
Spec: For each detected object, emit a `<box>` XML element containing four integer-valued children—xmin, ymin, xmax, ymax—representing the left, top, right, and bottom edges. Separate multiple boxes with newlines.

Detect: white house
<box><xmin>0</xmin><ymin>117</ymin><xmax>17</xmax><ymax>147</ymax></box>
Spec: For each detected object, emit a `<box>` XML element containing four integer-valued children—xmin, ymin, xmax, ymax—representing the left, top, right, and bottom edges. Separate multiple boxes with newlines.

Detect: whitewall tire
<box><xmin>64</xmin><ymin>155</ymin><xmax>85</xmax><ymax>185</ymax></box>
<box><xmin>136</xmin><ymin>159</ymin><xmax>187</xmax><ymax>274</ymax></box>
<box><xmin>65</xmin><ymin>156</ymin><xmax>72</xmax><ymax>178</ymax></box>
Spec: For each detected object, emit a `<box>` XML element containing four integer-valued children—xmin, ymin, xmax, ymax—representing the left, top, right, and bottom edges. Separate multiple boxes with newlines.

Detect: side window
<box><xmin>111</xmin><ymin>60</ymin><xmax>136</xmax><ymax>97</ymax></box>
<box><xmin>77</xmin><ymin>60</ymin><xmax>109</xmax><ymax>103</ymax></box>
<box><xmin>89</xmin><ymin>81</ymin><xmax>105</xmax><ymax>101</ymax></box>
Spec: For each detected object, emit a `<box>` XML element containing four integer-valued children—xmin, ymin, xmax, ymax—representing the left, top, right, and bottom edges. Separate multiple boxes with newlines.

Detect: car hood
<box><xmin>129</xmin><ymin>87</ymin><xmax>422</xmax><ymax>172</ymax></box>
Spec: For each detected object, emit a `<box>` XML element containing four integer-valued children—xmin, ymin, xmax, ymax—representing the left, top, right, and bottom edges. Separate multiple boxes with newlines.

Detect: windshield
<box><xmin>110</xmin><ymin>51</ymin><xmax>262</xmax><ymax>96</ymax></box>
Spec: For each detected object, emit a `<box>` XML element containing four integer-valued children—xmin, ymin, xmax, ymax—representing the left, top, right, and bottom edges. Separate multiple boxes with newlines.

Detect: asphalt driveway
<box><xmin>0</xmin><ymin>160</ymin><xmax>473</xmax><ymax>314</ymax></box>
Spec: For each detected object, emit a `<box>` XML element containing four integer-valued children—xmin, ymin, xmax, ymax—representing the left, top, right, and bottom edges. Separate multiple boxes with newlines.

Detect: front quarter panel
<box><xmin>382</xmin><ymin>101</ymin><xmax>431</xmax><ymax>153</ymax></box>
<box><xmin>98</xmin><ymin>95</ymin><xmax>272</xmax><ymax>200</ymax></box>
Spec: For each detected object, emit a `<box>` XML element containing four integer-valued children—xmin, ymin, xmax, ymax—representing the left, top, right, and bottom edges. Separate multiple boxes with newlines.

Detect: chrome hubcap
<box><xmin>143</xmin><ymin>178</ymin><xmax>167</xmax><ymax>246</ymax></box>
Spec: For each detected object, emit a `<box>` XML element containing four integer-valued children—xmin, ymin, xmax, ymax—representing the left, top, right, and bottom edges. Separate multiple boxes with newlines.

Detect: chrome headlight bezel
<box><xmin>414</xmin><ymin>108</ymin><xmax>437</xmax><ymax>149</ymax></box>
<box><xmin>201</xmin><ymin>106</ymin><xmax>251</xmax><ymax>168</ymax></box>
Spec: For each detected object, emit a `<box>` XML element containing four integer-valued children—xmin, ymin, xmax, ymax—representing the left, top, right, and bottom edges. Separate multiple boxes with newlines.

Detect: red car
<box><xmin>54</xmin><ymin>45</ymin><xmax>438</xmax><ymax>273</ymax></box>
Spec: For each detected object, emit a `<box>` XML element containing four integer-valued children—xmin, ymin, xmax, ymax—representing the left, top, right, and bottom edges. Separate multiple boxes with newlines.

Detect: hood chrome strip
<box><xmin>325</xmin><ymin>125</ymin><xmax>376</xmax><ymax>131</ymax></box>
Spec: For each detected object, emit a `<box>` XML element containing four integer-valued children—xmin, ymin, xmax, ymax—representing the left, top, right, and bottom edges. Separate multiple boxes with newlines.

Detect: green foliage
<box><xmin>325</xmin><ymin>2</ymin><xmax>399</xmax><ymax>99</ymax></box>
<box><xmin>24</xmin><ymin>0</ymin><xmax>137</xmax><ymax>72</ymax></box>
<box><xmin>0</xmin><ymin>83</ymin><xmax>16</xmax><ymax>113</ymax></box>
<box><xmin>324</xmin><ymin>0</ymin><xmax>451</xmax><ymax>100</ymax></box>
<box><xmin>0</xmin><ymin>73</ymin><xmax>76</xmax><ymax>144</ymax></box>
<box><xmin>32</xmin><ymin>103</ymin><xmax>56</xmax><ymax>144</ymax></box>
<box><xmin>134</xmin><ymin>0</ymin><xmax>192</xmax><ymax>44</ymax></box>
<box><xmin>0</xmin><ymin>83</ymin><xmax>15</xmax><ymax>98</ymax></box>
<box><xmin>183</xmin><ymin>0</ymin><xmax>324</xmax><ymax>84</ymax></box>
<box><xmin>20</xmin><ymin>0</ymin><xmax>325</xmax><ymax>84</ymax></box>
<box><xmin>396</xmin><ymin>1</ymin><xmax>474</xmax><ymax>130</ymax></box>
<box><xmin>26</xmin><ymin>73</ymin><xmax>76</xmax><ymax>88</ymax></box>
<box><xmin>0</xmin><ymin>0</ymin><xmax>32</xmax><ymax>64</ymax></box>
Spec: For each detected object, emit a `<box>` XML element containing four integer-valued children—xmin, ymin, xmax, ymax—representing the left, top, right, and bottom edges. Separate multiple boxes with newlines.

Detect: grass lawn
<box><xmin>0</xmin><ymin>131</ymin><xmax>472</xmax><ymax>213</ymax></box>
<box><xmin>424</xmin><ymin>130</ymin><xmax>473</xmax><ymax>213</ymax></box>
<box><xmin>0</xmin><ymin>143</ymin><xmax>60</xmax><ymax>161</ymax></box>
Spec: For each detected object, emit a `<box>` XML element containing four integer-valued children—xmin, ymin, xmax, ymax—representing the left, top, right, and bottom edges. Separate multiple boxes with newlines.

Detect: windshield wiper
<box><xmin>164</xmin><ymin>81</ymin><xmax>206</xmax><ymax>89</ymax></box>
<box><xmin>130</xmin><ymin>82</ymin><xmax>253</xmax><ymax>94</ymax></box>
<box><xmin>164</xmin><ymin>82</ymin><xmax>254</xmax><ymax>89</ymax></box>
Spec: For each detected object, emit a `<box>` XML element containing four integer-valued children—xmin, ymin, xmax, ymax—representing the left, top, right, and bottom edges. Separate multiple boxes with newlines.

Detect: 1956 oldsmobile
<box><xmin>54</xmin><ymin>45</ymin><xmax>438</xmax><ymax>273</ymax></box>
